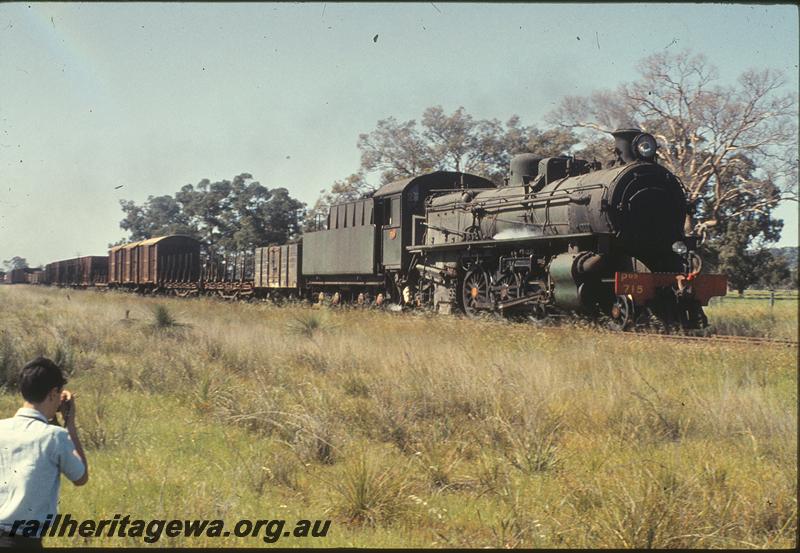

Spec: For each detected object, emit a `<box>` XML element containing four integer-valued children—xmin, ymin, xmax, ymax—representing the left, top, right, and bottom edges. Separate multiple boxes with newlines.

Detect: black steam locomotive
<box><xmin>33</xmin><ymin>128</ymin><xmax>727</xmax><ymax>330</ymax></box>
<box><xmin>302</xmin><ymin>128</ymin><xmax>727</xmax><ymax>329</ymax></box>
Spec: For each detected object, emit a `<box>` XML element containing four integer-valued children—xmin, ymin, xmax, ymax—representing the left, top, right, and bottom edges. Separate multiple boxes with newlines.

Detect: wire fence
<box><xmin>710</xmin><ymin>289</ymin><xmax>798</xmax><ymax>306</ymax></box>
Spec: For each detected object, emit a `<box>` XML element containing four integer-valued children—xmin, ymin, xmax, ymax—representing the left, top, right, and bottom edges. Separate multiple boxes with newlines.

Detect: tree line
<box><xmin>115</xmin><ymin>173</ymin><xmax>304</xmax><ymax>254</ymax></box>
<box><xmin>99</xmin><ymin>49</ymin><xmax>796</xmax><ymax>292</ymax></box>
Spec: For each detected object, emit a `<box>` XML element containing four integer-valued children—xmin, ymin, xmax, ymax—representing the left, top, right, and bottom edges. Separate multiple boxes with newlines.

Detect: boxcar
<box><xmin>8</xmin><ymin>268</ymin><xmax>29</xmax><ymax>284</ymax></box>
<box><xmin>254</xmin><ymin>243</ymin><xmax>301</xmax><ymax>290</ymax></box>
<box><xmin>25</xmin><ymin>269</ymin><xmax>44</xmax><ymax>284</ymax></box>
<box><xmin>45</xmin><ymin>256</ymin><xmax>108</xmax><ymax>286</ymax></box>
<box><xmin>108</xmin><ymin>235</ymin><xmax>200</xmax><ymax>289</ymax></box>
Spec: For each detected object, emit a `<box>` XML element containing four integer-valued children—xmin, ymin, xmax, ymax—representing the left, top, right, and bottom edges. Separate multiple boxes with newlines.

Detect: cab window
<box><xmin>391</xmin><ymin>197</ymin><xmax>400</xmax><ymax>226</ymax></box>
<box><xmin>383</xmin><ymin>199</ymin><xmax>393</xmax><ymax>226</ymax></box>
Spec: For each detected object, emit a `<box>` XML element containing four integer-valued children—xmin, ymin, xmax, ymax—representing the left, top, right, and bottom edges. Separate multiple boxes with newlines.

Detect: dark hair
<box><xmin>18</xmin><ymin>357</ymin><xmax>67</xmax><ymax>403</ymax></box>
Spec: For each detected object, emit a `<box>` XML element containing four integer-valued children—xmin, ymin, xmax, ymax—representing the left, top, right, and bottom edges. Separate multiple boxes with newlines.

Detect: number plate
<box><xmin>614</xmin><ymin>272</ymin><xmax>727</xmax><ymax>306</ymax></box>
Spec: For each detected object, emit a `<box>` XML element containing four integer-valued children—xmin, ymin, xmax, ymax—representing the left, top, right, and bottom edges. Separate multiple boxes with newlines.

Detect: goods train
<box><xmin>3</xmin><ymin>267</ymin><xmax>43</xmax><ymax>284</ymax></box>
<box><xmin>15</xmin><ymin>129</ymin><xmax>728</xmax><ymax>330</ymax></box>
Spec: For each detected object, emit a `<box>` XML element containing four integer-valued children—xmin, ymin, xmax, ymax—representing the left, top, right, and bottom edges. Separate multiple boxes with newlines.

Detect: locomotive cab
<box><xmin>371</xmin><ymin>172</ymin><xmax>496</xmax><ymax>274</ymax></box>
<box><xmin>301</xmin><ymin>171</ymin><xmax>494</xmax><ymax>302</ymax></box>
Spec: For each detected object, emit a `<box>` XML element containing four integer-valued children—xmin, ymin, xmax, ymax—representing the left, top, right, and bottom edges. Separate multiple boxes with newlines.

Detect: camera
<box><xmin>57</xmin><ymin>395</ymin><xmax>74</xmax><ymax>426</ymax></box>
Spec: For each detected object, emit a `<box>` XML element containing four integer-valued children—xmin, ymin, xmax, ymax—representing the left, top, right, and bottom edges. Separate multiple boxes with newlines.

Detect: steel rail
<box><xmin>628</xmin><ymin>332</ymin><xmax>798</xmax><ymax>348</ymax></box>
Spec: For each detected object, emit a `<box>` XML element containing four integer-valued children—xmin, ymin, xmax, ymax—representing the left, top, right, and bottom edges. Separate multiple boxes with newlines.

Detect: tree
<box><xmin>306</xmin><ymin>106</ymin><xmax>580</xmax><ymax>230</ymax></box>
<box><xmin>119</xmin><ymin>173</ymin><xmax>305</xmax><ymax>254</ymax></box>
<box><xmin>357</xmin><ymin>118</ymin><xmax>436</xmax><ymax>184</ymax></box>
<box><xmin>253</xmin><ymin>186</ymin><xmax>305</xmax><ymax>246</ymax></box>
<box><xmin>707</xmin><ymin>239</ymin><xmax>772</xmax><ymax>296</ymax></box>
<box><xmin>765</xmin><ymin>247</ymin><xmax>799</xmax><ymax>289</ymax></box>
<box><xmin>497</xmin><ymin>115</ymin><xmax>579</xmax><ymax>171</ymax></box>
<box><xmin>548</xmin><ymin>50</ymin><xmax>798</xmax><ymax>235</ymax></box>
<box><xmin>304</xmin><ymin>173</ymin><xmax>373</xmax><ymax>231</ymax></box>
<box><xmin>357</xmin><ymin>106</ymin><xmax>579</xmax><ymax>186</ymax></box>
<box><xmin>119</xmin><ymin>195</ymin><xmax>196</xmax><ymax>242</ymax></box>
<box><xmin>701</xmin><ymin>200</ymin><xmax>784</xmax><ymax>294</ymax></box>
<box><xmin>756</xmin><ymin>253</ymin><xmax>791</xmax><ymax>290</ymax></box>
<box><xmin>714</xmin><ymin>244</ymin><xmax>791</xmax><ymax>296</ymax></box>
<box><xmin>2</xmin><ymin>257</ymin><xmax>28</xmax><ymax>271</ymax></box>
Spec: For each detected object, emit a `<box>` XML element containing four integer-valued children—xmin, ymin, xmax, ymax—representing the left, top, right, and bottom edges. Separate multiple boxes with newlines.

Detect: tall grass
<box><xmin>0</xmin><ymin>285</ymin><xmax>795</xmax><ymax>548</ymax></box>
<box><xmin>705</xmin><ymin>296</ymin><xmax>797</xmax><ymax>339</ymax></box>
<box><xmin>326</xmin><ymin>448</ymin><xmax>414</xmax><ymax>525</ymax></box>
<box><xmin>151</xmin><ymin>304</ymin><xmax>178</xmax><ymax>329</ymax></box>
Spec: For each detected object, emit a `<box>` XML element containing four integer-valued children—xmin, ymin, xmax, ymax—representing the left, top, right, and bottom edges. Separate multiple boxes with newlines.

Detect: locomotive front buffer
<box><xmin>613</xmin><ymin>240</ymin><xmax>728</xmax><ymax>330</ymax></box>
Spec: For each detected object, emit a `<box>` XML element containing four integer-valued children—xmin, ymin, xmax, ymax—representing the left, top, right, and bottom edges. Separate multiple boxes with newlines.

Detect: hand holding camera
<box><xmin>58</xmin><ymin>390</ymin><xmax>76</xmax><ymax>428</ymax></box>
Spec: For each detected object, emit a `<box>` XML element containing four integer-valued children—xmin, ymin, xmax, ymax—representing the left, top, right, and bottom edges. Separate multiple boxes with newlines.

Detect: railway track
<box><xmin>7</xmin><ymin>283</ymin><xmax>796</xmax><ymax>349</ymax></box>
<box><xmin>514</xmin><ymin>314</ymin><xmax>797</xmax><ymax>348</ymax></box>
<box><xmin>631</xmin><ymin>332</ymin><xmax>798</xmax><ymax>348</ymax></box>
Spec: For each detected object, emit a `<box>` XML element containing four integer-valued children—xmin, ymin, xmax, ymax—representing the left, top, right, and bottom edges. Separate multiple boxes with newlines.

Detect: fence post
<box><xmin>770</xmin><ymin>289</ymin><xmax>775</xmax><ymax>308</ymax></box>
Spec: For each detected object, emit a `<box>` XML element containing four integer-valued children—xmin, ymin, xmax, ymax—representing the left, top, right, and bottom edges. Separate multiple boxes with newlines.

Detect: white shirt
<box><xmin>0</xmin><ymin>408</ymin><xmax>86</xmax><ymax>535</ymax></box>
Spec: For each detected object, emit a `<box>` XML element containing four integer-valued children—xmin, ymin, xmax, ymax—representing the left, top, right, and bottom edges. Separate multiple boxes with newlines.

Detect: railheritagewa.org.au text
<box><xmin>5</xmin><ymin>514</ymin><xmax>331</xmax><ymax>543</ymax></box>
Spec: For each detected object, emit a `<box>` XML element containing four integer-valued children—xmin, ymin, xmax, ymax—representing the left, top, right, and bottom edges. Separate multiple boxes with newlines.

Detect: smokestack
<box><xmin>611</xmin><ymin>128</ymin><xmax>641</xmax><ymax>164</ymax></box>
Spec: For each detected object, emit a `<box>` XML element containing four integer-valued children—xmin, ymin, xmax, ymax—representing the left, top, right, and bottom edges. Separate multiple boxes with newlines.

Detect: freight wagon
<box><xmin>25</xmin><ymin>269</ymin><xmax>44</xmax><ymax>284</ymax></box>
<box><xmin>108</xmin><ymin>235</ymin><xmax>201</xmax><ymax>291</ymax></box>
<box><xmin>8</xmin><ymin>268</ymin><xmax>31</xmax><ymax>284</ymax></box>
<box><xmin>1</xmin><ymin>268</ymin><xmax>43</xmax><ymax>284</ymax></box>
<box><xmin>45</xmin><ymin>256</ymin><xmax>108</xmax><ymax>287</ymax></box>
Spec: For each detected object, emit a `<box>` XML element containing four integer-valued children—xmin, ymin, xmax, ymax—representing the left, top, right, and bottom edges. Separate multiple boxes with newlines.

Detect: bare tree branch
<box><xmin>547</xmin><ymin>49</ymin><xmax>798</xmax><ymax>234</ymax></box>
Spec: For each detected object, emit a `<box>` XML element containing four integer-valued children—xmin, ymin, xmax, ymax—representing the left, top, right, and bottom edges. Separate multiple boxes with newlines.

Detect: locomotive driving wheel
<box><xmin>494</xmin><ymin>271</ymin><xmax>523</xmax><ymax>301</ymax></box>
<box><xmin>493</xmin><ymin>271</ymin><xmax>523</xmax><ymax>317</ymax></box>
<box><xmin>608</xmin><ymin>294</ymin><xmax>634</xmax><ymax>331</ymax></box>
<box><xmin>461</xmin><ymin>266</ymin><xmax>491</xmax><ymax>318</ymax></box>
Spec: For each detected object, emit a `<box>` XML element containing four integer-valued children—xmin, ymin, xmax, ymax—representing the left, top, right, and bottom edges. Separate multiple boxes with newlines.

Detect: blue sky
<box><xmin>1</xmin><ymin>2</ymin><xmax>797</xmax><ymax>265</ymax></box>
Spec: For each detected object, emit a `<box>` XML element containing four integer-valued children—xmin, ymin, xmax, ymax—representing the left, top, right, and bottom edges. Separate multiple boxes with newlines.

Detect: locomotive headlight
<box><xmin>632</xmin><ymin>133</ymin><xmax>657</xmax><ymax>159</ymax></box>
<box><xmin>672</xmin><ymin>240</ymin><xmax>688</xmax><ymax>255</ymax></box>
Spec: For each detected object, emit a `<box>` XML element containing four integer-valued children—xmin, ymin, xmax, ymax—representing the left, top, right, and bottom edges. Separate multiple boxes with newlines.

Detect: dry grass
<box><xmin>705</xmin><ymin>295</ymin><xmax>798</xmax><ymax>340</ymax></box>
<box><xmin>0</xmin><ymin>285</ymin><xmax>795</xmax><ymax>548</ymax></box>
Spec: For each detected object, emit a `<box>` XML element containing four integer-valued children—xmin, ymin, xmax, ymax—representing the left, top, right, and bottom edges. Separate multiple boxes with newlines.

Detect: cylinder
<box><xmin>547</xmin><ymin>251</ymin><xmax>608</xmax><ymax>312</ymax></box>
<box><xmin>548</xmin><ymin>253</ymin><xmax>583</xmax><ymax>312</ymax></box>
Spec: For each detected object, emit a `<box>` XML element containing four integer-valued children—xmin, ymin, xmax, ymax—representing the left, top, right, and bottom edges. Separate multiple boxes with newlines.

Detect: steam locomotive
<box><xmin>299</xmin><ymin>128</ymin><xmax>727</xmax><ymax>329</ymax></box>
<box><xmin>33</xmin><ymin>128</ymin><xmax>728</xmax><ymax>330</ymax></box>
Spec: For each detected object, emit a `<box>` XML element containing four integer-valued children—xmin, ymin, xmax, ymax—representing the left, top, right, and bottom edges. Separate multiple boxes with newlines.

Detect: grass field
<box><xmin>0</xmin><ymin>285</ymin><xmax>796</xmax><ymax>548</ymax></box>
<box><xmin>705</xmin><ymin>293</ymin><xmax>798</xmax><ymax>340</ymax></box>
